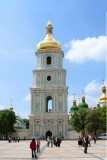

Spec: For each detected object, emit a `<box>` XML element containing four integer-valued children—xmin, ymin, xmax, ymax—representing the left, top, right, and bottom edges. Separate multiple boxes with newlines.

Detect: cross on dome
<box><xmin>11</xmin><ymin>99</ymin><xmax>13</xmax><ymax>106</ymax></box>
<box><xmin>73</xmin><ymin>93</ymin><xmax>75</xmax><ymax>99</ymax></box>
<box><xmin>82</xmin><ymin>89</ymin><xmax>84</xmax><ymax>95</ymax></box>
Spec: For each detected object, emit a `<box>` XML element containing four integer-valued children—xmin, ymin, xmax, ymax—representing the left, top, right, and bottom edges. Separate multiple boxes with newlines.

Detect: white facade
<box><xmin>29</xmin><ymin>49</ymin><xmax>69</xmax><ymax>139</ymax></box>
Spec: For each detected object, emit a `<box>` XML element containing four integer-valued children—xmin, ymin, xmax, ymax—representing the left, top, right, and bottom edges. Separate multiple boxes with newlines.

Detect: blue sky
<box><xmin>0</xmin><ymin>0</ymin><xmax>106</xmax><ymax>118</ymax></box>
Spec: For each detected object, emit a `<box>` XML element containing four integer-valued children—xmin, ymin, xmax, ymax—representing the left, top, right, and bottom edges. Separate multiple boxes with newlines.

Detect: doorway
<box><xmin>46</xmin><ymin>130</ymin><xmax>52</xmax><ymax>139</ymax></box>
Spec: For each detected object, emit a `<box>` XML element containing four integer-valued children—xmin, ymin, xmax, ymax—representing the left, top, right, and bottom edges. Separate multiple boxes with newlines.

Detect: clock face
<box><xmin>47</xmin><ymin>76</ymin><xmax>51</xmax><ymax>81</ymax></box>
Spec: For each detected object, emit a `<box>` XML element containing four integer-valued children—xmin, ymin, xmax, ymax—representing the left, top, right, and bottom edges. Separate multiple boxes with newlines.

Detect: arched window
<box><xmin>47</xmin><ymin>76</ymin><xmax>51</xmax><ymax>81</ymax></box>
<box><xmin>46</xmin><ymin>96</ymin><xmax>52</xmax><ymax>112</ymax></box>
<box><xmin>47</xmin><ymin>56</ymin><xmax>51</xmax><ymax>65</ymax></box>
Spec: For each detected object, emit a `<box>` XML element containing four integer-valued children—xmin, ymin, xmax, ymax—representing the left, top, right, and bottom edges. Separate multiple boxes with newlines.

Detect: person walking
<box><xmin>83</xmin><ymin>136</ymin><xmax>88</xmax><ymax>154</ymax></box>
<box><xmin>57</xmin><ymin>137</ymin><xmax>61</xmax><ymax>147</ymax></box>
<box><xmin>88</xmin><ymin>135</ymin><xmax>92</xmax><ymax>147</ymax></box>
<box><xmin>51</xmin><ymin>138</ymin><xmax>53</xmax><ymax>147</ymax></box>
<box><xmin>93</xmin><ymin>135</ymin><xmax>97</xmax><ymax>144</ymax></box>
<box><xmin>37</xmin><ymin>138</ymin><xmax>40</xmax><ymax>153</ymax></box>
<box><xmin>18</xmin><ymin>137</ymin><xmax>20</xmax><ymax>143</ymax></box>
<box><xmin>47</xmin><ymin>137</ymin><xmax>50</xmax><ymax>147</ymax></box>
<box><xmin>30</xmin><ymin>138</ymin><xmax>37</xmax><ymax>158</ymax></box>
<box><xmin>55</xmin><ymin>136</ymin><xmax>58</xmax><ymax>147</ymax></box>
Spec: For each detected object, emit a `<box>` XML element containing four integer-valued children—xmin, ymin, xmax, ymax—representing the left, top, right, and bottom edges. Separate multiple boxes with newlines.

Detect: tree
<box><xmin>71</xmin><ymin>109</ymin><xmax>89</xmax><ymax>136</ymax></box>
<box><xmin>23</xmin><ymin>119</ymin><xmax>29</xmax><ymax>129</ymax></box>
<box><xmin>85</xmin><ymin>108</ymin><xmax>101</xmax><ymax>136</ymax></box>
<box><xmin>100</xmin><ymin>105</ymin><xmax>107</xmax><ymax>131</ymax></box>
<box><xmin>0</xmin><ymin>109</ymin><xmax>16</xmax><ymax>139</ymax></box>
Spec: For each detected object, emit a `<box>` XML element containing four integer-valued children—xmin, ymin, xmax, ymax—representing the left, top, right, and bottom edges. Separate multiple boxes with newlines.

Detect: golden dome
<box><xmin>37</xmin><ymin>19</ymin><xmax>62</xmax><ymax>51</ymax></box>
<box><xmin>73</xmin><ymin>99</ymin><xmax>76</xmax><ymax>105</ymax></box>
<box><xmin>47</xmin><ymin>19</ymin><xmax>53</xmax><ymax>28</ymax></box>
<box><xmin>78</xmin><ymin>101</ymin><xmax>81</xmax><ymax>106</ymax></box>
<box><xmin>82</xmin><ymin>95</ymin><xmax>85</xmax><ymax>102</ymax></box>
<box><xmin>97</xmin><ymin>101</ymin><xmax>100</xmax><ymax>107</ymax></box>
<box><xmin>10</xmin><ymin>106</ymin><xmax>13</xmax><ymax>111</ymax></box>
<box><xmin>78</xmin><ymin>98</ymin><xmax>80</xmax><ymax>106</ymax></box>
<box><xmin>100</xmin><ymin>85</ymin><xmax>107</xmax><ymax>103</ymax></box>
<box><xmin>93</xmin><ymin>105</ymin><xmax>96</xmax><ymax>109</ymax></box>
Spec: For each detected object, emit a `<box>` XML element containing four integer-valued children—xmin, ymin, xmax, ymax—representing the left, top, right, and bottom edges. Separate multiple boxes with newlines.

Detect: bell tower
<box><xmin>29</xmin><ymin>19</ymin><xmax>69</xmax><ymax>139</ymax></box>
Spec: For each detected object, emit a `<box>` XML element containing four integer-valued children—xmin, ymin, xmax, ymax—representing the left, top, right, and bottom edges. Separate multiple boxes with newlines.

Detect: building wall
<box><xmin>29</xmin><ymin>115</ymin><xmax>68</xmax><ymax>139</ymax></box>
<box><xmin>29</xmin><ymin>49</ymin><xmax>69</xmax><ymax>139</ymax></box>
<box><xmin>0</xmin><ymin>130</ymin><xmax>30</xmax><ymax>140</ymax></box>
<box><xmin>68</xmin><ymin>130</ymin><xmax>80</xmax><ymax>139</ymax></box>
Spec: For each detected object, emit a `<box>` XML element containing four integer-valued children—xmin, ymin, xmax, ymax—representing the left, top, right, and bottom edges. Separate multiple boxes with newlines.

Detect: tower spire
<box><xmin>11</xmin><ymin>99</ymin><xmax>13</xmax><ymax>106</ymax></box>
<box><xmin>102</xmin><ymin>79</ymin><xmax>104</xmax><ymax>85</ymax></box>
<box><xmin>10</xmin><ymin>99</ymin><xmax>13</xmax><ymax>111</ymax></box>
<box><xmin>73</xmin><ymin>93</ymin><xmax>75</xmax><ymax>99</ymax></box>
<box><xmin>100</xmin><ymin>79</ymin><xmax>107</xmax><ymax>105</ymax></box>
<box><xmin>82</xmin><ymin>89</ymin><xmax>84</xmax><ymax>96</ymax></box>
<box><xmin>73</xmin><ymin>93</ymin><xmax>76</xmax><ymax>105</ymax></box>
<box><xmin>48</xmin><ymin>14</ymin><xmax>51</xmax><ymax>21</ymax></box>
<box><xmin>82</xmin><ymin>89</ymin><xmax>85</xmax><ymax>102</ymax></box>
<box><xmin>37</xmin><ymin>17</ymin><xmax>62</xmax><ymax>51</ymax></box>
<box><xmin>46</xmin><ymin>16</ymin><xmax>53</xmax><ymax>34</ymax></box>
<box><xmin>78</xmin><ymin>97</ymin><xmax>80</xmax><ymax>106</ymax></box>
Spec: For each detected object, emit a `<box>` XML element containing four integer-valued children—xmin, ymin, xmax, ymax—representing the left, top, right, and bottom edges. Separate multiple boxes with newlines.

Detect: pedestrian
<box><xmin>57</xmin><ymin>137</ymin><xmax>61</xmax><ymax>147</ymax></box>
<box><xmin>37</xmin><ymin>138</ymin><xmax>40</xmax><ymax>153</ymax></box>
<box><xmin>47</xmin><ymin>137</ymin><xmax>50</xmax><ymax>147</ymax></box>
<box><xmin>51</xmin><ymin>138</ymin><xmax>53</xmax><ymax>147</ymax></box>
<box><xmin>88</xmin><ymin>135</ymin><xmax>92</xmax><ymax>147</ymax></box>
<box><xmin>30</xmin><ymin>138</ymin><xmax>37</xmax><ymax>159</ymax></box>
<box><xmin>18</xmin><ymin>137</ymin><xmax>20</xmax><ymax>143</ymax></box>
<box><xmin>83</xmin><ymin>135</ymin><xmax>88</xmax><ymax>154</ymax></box>
<box><xmin>8</xmin><ymin>136</ymin><xmax>12</xmax><ymax>143</ymax></box>
<box><xmin>13</xmin><ymin>137</ymin><xmax>15</xmax><ymax>142</ymax></box>
<box><xmin>93</xmin><ymin>135</ymin><xmax>97</xmax><ymax>144</ymax></box>
<box><xmin>55</xmin><ymin>136</ymin><xmax>58</xmax><ymax>147</ymax></box>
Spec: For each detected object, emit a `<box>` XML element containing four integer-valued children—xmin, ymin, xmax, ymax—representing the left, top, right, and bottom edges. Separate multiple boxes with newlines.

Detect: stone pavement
<box><xmin>0</xmin><ymin>140</ymin><xmax>106</xmax><ymax>160</ymax></box>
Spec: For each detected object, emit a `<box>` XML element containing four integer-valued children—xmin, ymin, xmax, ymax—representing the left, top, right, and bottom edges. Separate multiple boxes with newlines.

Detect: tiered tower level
<box><xmin>29</xmin><ymin>19</ymin><xmax>69</xmax><ymax>139</ymax></box>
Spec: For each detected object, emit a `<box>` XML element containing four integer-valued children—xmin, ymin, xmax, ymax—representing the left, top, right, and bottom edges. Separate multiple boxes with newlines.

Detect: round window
<box><xmin>47</xmin><ymin>76</ymin><xmax>51</xmax><ymax>81</ymax></box>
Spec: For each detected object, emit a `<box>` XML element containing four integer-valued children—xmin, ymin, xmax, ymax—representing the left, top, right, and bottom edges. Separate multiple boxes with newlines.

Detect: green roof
<box><xmin>16</xmin><ymin>120</ymin><xmax>22</xmax><ymax>124</ymax></box>
<box><xmin>79</xmin><ymin>101</ymin><xmax>88</xmax><ymax>109</ymax></box>
<box><xmin>15</xmin><ymin>128</ymin><xmax>29</xmax><ymax>131</ymax></box>
<box><xmin>70</xmin><ymin>104</ymin><xmax>79</xmax><ymax>112</ymax></box>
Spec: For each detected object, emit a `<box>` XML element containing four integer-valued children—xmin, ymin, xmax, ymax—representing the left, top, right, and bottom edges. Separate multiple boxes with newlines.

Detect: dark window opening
<box><xmin>47</xmin><ymin>76</ymin><xmax>51</xmax><ymax>81</ymax></box>
<box><xmin>47</xmin><ymin>56</ymin><xmax>51</xmax><ymax>65</ymax></box>
<box><xmin>46</xmin><ymin>96</ymin><xmax>52</xmax><ymax>112</ymax></box>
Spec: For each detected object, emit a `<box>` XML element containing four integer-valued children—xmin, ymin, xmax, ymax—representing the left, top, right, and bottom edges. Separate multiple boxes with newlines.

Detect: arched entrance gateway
<box><xmin>46</xmin><ymin>130</ymin><xmax>52</xmax><ymax>139</ymax></box>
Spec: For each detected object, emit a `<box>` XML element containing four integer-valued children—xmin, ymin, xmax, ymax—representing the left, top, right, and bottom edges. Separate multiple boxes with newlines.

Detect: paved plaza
<box><xmin>0</xmin><ymin>140</ymin><xmax>106</xmax><ymax>160</ymax></box>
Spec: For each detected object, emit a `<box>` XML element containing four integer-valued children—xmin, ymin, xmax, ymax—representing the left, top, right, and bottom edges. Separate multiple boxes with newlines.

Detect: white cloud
<box><xmin>0</xmin><ymin>105</ymin><xmax>5</xmax><ymax>110</ymax></box>
<box><xmin>85</xmin><ymin>95</ymin><xmax>98</xmax><ymax>108</ymax></box>
<box><xmin>65</xmin><ymin>36</ymin><xmax>107</xmax><ymax>63</ymax></box>
<box><xmin>68</xmin><ymin>95</ymin><xmax>74</xmax><ymax>108</ymax></box>
<box><xmin>24</xmin><ymin>93</ymin><xmax>31</xmax><ymax>101</ymax></box>
<box><xmin>15</xmin><ymin>111</ymin><xmax>30</xmax><ymax>119</ymax></box>
<box><xmin>84</xmin><ymin>80</ymin><xmax>102</xmax><ymax>96</ymax></box>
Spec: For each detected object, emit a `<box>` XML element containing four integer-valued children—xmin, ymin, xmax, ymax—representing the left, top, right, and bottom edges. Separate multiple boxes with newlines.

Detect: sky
<box><xmin>0</xmin><ymin>0</ymin><xmax>107</xmax><ymax>119</ymax></box>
